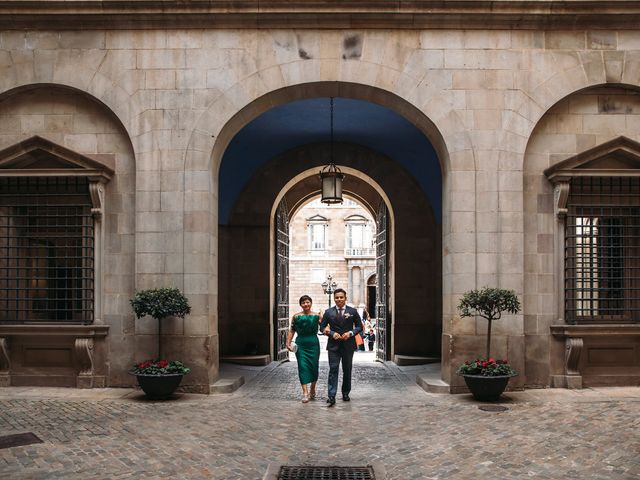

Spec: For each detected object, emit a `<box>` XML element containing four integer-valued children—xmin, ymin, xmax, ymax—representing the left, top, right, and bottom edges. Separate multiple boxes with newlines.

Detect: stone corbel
<box><xmin>565</xmin><ymin>337</ymin><xmax>583</xmax><ymax>388</ymax></box>
<box><xmin>75</xmin><ymin>338</ymin><xmax>94</xmax><ymax>388</ymax></box>
<box><xmin>0</xmin><ymin>337</ymin><xmax>10</xmax><ymax>387</ymax></box>
<box><xmin>553</xmin><ymin>180</ymin><xmax>570</xmax><ymax>219</ymax></box>
<box><xmin>89</xmin><ymin>180</ymin><xmax>106</xmax><ymax>219</ymax></box>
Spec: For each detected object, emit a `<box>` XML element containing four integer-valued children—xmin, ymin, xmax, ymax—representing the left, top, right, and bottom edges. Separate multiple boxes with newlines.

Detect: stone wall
<box><xmin>0</xmin><ymin>25</ymin><xmax>639</xmax><ymax>389</ymax></box>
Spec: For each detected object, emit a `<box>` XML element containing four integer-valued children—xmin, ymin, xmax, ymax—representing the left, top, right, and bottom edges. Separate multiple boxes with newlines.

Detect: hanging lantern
<box><xmin>320</xmin><ymin>97</ymin><xmax>344</xmax><ymax>205</ymax></box>
<box><xmin>320</xmin><ymin>163</ymin><xmax>344</xmax><ymax>204</ymax></box>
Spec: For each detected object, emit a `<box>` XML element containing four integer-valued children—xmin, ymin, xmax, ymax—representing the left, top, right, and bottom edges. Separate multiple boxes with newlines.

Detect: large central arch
<box><xmin>215</xmin><ymin>83</ymin><xmax>448</xmax><ymax>369</ymax></box>
<box><xmin>210</xmin><ymin>82</ymin><xmax>450</xmax><ymax>178</ymax></box>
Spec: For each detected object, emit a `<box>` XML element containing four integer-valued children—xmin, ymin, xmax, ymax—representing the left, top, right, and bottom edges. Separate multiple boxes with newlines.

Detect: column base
<box><xmin>550</xmin><ymin>374</ymin><xmax>583</xmax><ymax>389</ymax></box>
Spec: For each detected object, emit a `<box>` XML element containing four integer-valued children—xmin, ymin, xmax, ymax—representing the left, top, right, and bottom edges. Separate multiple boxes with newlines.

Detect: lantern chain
<box><xmin>330</xmin><ymin>97</ymin><xmax>334</xmax><ymax>164</ymax></box>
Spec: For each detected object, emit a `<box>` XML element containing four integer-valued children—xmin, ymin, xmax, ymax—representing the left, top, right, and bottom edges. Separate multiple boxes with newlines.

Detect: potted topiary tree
<box><xmin>456</xmin><ymin>287</ymin><xmax>521</xmax><ymax>401</ymax></box>
<box><xmin>129</xmin><ymin>287</ymin><xmax>191</xmax><ymax>399</ymax></box>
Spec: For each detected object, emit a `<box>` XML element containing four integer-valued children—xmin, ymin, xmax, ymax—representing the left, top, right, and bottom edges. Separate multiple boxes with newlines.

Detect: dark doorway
<box><xmin>218</xmin><ymin>92</ymin><xmax>443</xmax><ymax>362</ymax></box>
<box><xmin>367</xmin><ymin>285</ymin><xmax>376</xmax><ymax>318</ymax></box>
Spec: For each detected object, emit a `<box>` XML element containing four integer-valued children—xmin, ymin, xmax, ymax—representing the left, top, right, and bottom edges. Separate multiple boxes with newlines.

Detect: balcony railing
<box><xmin>344</xmin><ymin>247</ymin><xmax>375</xmax><ymax>257</ymax></box>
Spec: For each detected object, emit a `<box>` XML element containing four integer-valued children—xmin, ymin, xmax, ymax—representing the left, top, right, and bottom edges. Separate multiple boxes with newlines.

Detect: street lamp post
<box><xmin>321</xmin><ymin>274</ymin><xmax>338</xmax><ymax>308</ymax></box>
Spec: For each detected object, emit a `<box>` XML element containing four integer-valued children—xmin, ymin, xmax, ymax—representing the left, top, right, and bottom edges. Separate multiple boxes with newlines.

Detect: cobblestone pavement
<box><xmin>1</xmin><ymin>360</ymin><xmax>640</xmax><ymax>479</ymax></box>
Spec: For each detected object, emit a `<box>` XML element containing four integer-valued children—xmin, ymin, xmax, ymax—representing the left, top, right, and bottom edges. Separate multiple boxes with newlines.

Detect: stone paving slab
<box><xmin>0</xmin><ymin>360</ymin><xmax>639</xmax><ymax>479</ymax></box>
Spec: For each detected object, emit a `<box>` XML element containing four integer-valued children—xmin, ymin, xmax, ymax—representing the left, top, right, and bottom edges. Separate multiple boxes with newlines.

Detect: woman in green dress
<box><xmin>286</xmin><ymin>295</ymin><xmax>321</xmax><ymax>403</ymax></box>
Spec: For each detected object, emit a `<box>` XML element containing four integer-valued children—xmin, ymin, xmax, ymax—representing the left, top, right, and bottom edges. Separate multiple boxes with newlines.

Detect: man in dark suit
<box><xmin>319</xmin><ymin>288</ymin><xmax>363</xmax><ymax>406</ymax></box>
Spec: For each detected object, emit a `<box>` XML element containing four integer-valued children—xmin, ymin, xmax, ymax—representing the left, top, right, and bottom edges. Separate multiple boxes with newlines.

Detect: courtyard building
<box><xmin>288</xmin><ymin>197</ymin><xmax>376</xmax><ymax>316</ymax></box>
<box><xmin>0</xmin><ymin>1</ymin><xmax>639</xmax><ymax>393</ymax></box>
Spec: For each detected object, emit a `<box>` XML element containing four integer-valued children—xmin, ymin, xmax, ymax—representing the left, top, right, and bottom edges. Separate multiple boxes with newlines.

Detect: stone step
<box><xmin>210</xmin><ymin>376</ymin><xmax>245</xmax><ymax>394</ymax></box>
<box><xmin>393</xmin><ymin>355</ymin><xmax>440</xmax><ymax>366</ymax></box>
<box><xmin>416</xmin><ymin>373</ymin><xmax>450</xmax><ymax>394</ymax></box>
<box><xmin>220</xmin><ymin>355</ymin><xmax>271</xmax><ymax>366</ymax></box>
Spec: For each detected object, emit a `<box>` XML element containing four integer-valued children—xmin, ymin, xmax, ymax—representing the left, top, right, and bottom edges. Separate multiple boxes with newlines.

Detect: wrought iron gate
<box><xmin>275</xmin><ymin>199</ymin><xmax>290</xmax><ymax>361</ymax></box>
<box><xmin>375</xmin><ymin>202</ymin><xmax>389</xmax><ymax>361</ymax></box>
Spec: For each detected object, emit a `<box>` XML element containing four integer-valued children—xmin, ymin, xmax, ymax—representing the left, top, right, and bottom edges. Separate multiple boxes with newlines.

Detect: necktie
<box><xmin>338</xmin><ymin>308</ymin><xmax>344</xmax><ymax>318</ymax></box>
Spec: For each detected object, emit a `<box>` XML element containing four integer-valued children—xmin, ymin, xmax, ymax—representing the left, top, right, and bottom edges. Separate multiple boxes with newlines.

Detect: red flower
<box><xmin>156</xmin><ymin>360</ymin><xmax>169</xmax><ymax>368</ymax></box>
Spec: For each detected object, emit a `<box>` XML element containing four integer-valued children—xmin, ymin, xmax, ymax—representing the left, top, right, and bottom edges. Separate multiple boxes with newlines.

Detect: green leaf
<box><xmin>457</xmin><ymin>287</ymin><xmax>520</xmax><ymax>321</ymax></box>
<box><xmin>130</xmin><ymin>287</ymin><xmax>191</xmax><ymax>321</ymax></box>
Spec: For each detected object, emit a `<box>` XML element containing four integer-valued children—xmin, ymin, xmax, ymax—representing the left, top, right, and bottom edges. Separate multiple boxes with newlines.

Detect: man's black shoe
<box><xmin>326</xmin><ymin>397</ymin><xmax>336</xmax><ymax>406</ymax></box>
<box><xmin>342</xmin><ymin>394</ymin><xmax>350</xmax><ymax>401</ymax></box>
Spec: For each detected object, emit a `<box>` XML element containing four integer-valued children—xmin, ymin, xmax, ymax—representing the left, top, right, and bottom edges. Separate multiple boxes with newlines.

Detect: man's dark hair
<box><xmin>333</xmin><ymin>288</ymin><xmax>347</xmax><ymax>297</ymax></box>
<box><xmin>299</xmin><ymin>295</ymin><xmax>312</xmax><ymax>305</ymax></box>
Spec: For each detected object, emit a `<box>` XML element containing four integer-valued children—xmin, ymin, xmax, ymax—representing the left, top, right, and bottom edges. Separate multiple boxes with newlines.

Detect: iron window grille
<box><xmin>0</xmin><ymin>177</ymin><xmax>94</xmax><ymax>324</ymax></box>
<box><xmin>565</xmin><ymin>177</ymin><xmax>640</xmax><ymax>323</ymax></box>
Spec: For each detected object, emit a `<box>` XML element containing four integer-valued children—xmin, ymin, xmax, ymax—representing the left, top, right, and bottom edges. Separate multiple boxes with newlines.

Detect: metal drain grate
<box><xmin>479</xmin><ymin>405</ymin><xmax>508</xmax><ymax>412</ymax></box>
<box><xmin>278</xmin><ymin>466</ymin><xmax>375</xmax><ymax>480</ymax></box>
<box><xmin>0</xmin><ymin>432</ymin><xmax>43</xmax><ymax>449</ymax></box>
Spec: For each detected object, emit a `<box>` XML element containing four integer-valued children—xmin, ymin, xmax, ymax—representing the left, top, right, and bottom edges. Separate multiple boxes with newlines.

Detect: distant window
<box><xmin>347</xmin><ymin>224</ymin><xmax>365</xmax><ymax>249</ymax></box>
<box><xmin>308</xmin><ymin>223</ymin><xmax>326</xmax><ymax>250</ymax></box>
<box><xmin>345</xmin><ymin>215</ymin><xmax>371</xmax><ymax>252</ymax></box>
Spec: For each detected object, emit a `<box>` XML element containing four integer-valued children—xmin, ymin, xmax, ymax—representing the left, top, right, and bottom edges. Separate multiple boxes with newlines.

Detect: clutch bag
<box><xmin>290</xmin><ymin>342</ymin><xmax>298</xmax><ymax>353</ymax></box>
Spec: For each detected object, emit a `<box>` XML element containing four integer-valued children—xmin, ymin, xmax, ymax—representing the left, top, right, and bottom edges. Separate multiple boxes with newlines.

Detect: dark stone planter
<box><xmin>460</xmin><ymin>374</ymin><xmax>515</xmax><ymax>402</ymax></box>
<box><xmin>131</xmin><ymin>373</ymin><xmax>184</xmax><ymax>399</ymax></box>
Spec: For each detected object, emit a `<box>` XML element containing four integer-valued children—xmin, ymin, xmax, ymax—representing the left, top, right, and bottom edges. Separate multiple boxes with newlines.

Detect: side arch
<box><xmin>0</xmin><ymin>82</ymin><xmax>137</xmax><ymax>387</ymax></box>
<box><xmin>523</xmin><ymin>83</ymin><xmax>640</xmax><ymax>388</ymax></box>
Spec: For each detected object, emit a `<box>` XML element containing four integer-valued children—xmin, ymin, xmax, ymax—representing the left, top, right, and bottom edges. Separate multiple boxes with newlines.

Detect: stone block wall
<box><xmin>0</xmin><ymin>24</ymin><xmax>639</xmax><ymax>389</ymax></box>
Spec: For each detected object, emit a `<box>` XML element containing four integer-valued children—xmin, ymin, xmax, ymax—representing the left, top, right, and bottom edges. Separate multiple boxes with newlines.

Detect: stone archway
<box><xmin>219</xmin><ymin>142</ymin><xmax>441</xmax><ymax>364</ymax></box>
<box><xmin>523</xmin><ymin>83</ymin><xmax>640</xmax><ymax>388</ymax></box>
<box><xmin>0</xmin><ymin>83</ymin><xmax>137</xmax><ymax>388</ymax></box>
<box><xmin>212</xmin><ymin>83</ymin><xmax>450</xmax><ymax>386</ymax></box>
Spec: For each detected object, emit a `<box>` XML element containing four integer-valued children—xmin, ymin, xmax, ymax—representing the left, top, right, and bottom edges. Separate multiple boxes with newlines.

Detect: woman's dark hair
<box><xmin>299</xmin><ymin>295</ymin><xmax>312</xmax><ymax>305</ymax></box>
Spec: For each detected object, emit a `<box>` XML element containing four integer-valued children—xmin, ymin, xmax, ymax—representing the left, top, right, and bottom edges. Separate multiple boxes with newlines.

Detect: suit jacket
<box><xmin>320</xmin><ymin>306</ymin><xmax>363</xmax><ymax>352</ymax></box>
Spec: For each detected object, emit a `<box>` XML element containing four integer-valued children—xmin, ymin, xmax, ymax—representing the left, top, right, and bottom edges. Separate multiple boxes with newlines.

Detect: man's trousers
<box><xmin>327</xmin><ymin>346</ymin><xmax>354</xmax><ymax>398</ymax></box>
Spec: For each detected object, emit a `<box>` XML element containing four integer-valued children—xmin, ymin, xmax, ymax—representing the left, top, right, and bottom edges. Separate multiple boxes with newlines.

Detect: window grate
<box><xmin>278</xmin><ymin>466</ymin><xmax>375</xmax><ymax>480</ymax></box>
<box><xmin>0</xmin><ymin>177</ymin><xmax>94</xmax><ymax>324</ymax></box>
<box><xmin>565</xmin><ymin>177</ymin><xmax>640</xmax><ymax>323</ymax></box>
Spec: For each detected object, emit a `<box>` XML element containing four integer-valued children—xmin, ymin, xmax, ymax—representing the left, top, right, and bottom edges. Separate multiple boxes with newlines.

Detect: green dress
<box><xmin>291</xmin><ymin>314</ymin><xmax>320</xmax><ymax>385</ymax></box>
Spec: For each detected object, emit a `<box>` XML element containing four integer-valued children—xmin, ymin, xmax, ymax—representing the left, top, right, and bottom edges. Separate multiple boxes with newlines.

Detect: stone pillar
<box><xmin>353</xmin><ymin>266</ymin><xmax>361</xmax><ymax>305</ymax></box>
<box><xmin>89</xmin><ymin>180</ymin><xmax>107</xmax><ymax>325</ymax></box>
<box><xmin>360</xmin><ymin>267</ymin><xmax>365</xmax><ymax>307</ymax></box>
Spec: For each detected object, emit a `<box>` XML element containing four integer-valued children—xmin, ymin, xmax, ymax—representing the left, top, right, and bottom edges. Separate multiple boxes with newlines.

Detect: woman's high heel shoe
<box><xmin>301</xmin><ymin>394</ymin><xmax>309</xmax><ymax>403</ymax></box>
